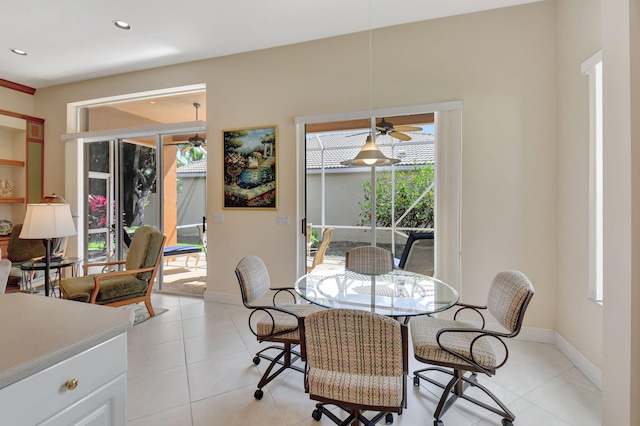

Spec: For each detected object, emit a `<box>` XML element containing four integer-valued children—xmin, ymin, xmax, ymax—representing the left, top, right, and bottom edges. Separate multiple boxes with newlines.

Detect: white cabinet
<box><xmin>0</xmin><ymin>334</ymin><xmax>128</xmax><ymax>426</ymax></box>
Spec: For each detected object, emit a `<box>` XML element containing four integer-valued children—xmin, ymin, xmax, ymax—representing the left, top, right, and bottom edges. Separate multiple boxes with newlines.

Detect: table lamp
<box><xmin>19</xmin><ymin>203</ymin><xmax>76</xmax><ymax>296</ymax></box>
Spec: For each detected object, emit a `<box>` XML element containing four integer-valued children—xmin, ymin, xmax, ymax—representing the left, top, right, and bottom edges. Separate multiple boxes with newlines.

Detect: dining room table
<box><xmin>294</xmin><ymin>266</ymin><xmax>459</xmax><ymax>321</ymax></box>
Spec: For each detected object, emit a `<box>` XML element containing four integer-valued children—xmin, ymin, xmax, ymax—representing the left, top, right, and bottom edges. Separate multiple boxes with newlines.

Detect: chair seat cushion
<box><xmin>410</xmin><ymin>316</ymin><xmax>497</xmax><ymax>369</ymax></box>
<box><xmin>308</xmin><ymin>368</ymin><xmax>404</xmax><ymax>408</ymax></box>
<box><xmin>256</xmin><ymin>303</ymin><xmax>324</xmax><ymax>341</ymax></box>
<box><xmin>60</xmin><ymin>274</ymin><xmax>148</xmax><ymax>304</ymax></box>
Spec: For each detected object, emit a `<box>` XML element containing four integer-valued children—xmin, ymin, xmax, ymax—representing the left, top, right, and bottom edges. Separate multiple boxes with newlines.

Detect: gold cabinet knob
<box><xmin>65</xmin><ymin>378</ymin><xmax>78</xmax><ymax>390</ymax></box>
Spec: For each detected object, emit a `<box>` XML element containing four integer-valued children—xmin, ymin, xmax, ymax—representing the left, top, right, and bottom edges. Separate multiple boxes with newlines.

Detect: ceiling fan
<box><xmin>164</xmin><ymin>102</ymin><xmax>206</xmax><ymax>152</ymax></box>
<box><xmin>375</xmin><ymin>118</ymin><xmax>421</xmax><ymax>141</ymax></box>
<box><xmin>347</xmin><ymin>117</ymin><xmax>422</xmax><ymax>141</ymax></box>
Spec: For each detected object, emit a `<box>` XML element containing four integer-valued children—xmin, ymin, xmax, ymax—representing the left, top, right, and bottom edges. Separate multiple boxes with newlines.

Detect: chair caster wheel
<box><xmin>434</xmin><ymin>421</ymin><xmax>444</xmax><ymax>426</ymax></box>
<box><xmin>385</xmin><ymin>413</ymin><xmax>394</xmax><ymax>424</ymax></box>
<box><xmin>253</xmin><ymin>356</ymin><xmax>260</xmax><ymax>365</ymax></box>
<box><xmin>312</xmin><ymin>409</ymin><xmax>322</xmax><ymax>421</ymax></box>
<box><xmin>501</xmin><ymin>419</ymin><xmax>513</xmax><ymax>426</ymax></box>
<box><xmin>254</xmin><ymin>389</ymin><xmax>263</xmax><ymax>400</ymax></box>
<box><xmin>413</xmin><ymin>376</ymin><xmax>420</xmax><ymax>386</ymax></box>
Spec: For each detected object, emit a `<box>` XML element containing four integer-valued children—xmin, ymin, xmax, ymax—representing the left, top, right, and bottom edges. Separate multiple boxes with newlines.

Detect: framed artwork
<box><xmin>223</xmin><ymin>126</ymin><xmax>278</xmax><ymax>209</ymax></box>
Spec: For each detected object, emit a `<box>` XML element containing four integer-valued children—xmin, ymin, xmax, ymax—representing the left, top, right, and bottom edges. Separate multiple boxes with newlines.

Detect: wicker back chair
<box><xmin>299</xmin><ymin>308</ymin><xmax>408</xmax><ymax>425</ymax></box>
<box><xmin>345</xmin><ymin>246</ymin><xmax>394</xmax><ymax>275</ymax></box>
<box><xmin>410</xmin><ymin>270</ymin><xmax>535</xmax><ymax>426</ymax></box>
<box><xmin>235</xmin><ymin>255</ymin><xmax>323</xmax><ymax>400</ymax></box>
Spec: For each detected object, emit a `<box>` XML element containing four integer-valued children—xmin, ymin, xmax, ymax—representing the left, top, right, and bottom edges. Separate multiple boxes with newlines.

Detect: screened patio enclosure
<box><xmin>305</xmin><ymin>114</ymin><xmax>436</xmax><ymax>269</ymax></box>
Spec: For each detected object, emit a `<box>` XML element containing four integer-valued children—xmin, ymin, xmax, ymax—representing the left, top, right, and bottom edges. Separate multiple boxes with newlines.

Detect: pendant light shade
<box><xmin>340</xmin><ymin>136</ymin><xmax>401</xmax><ymax>167</ymax></box>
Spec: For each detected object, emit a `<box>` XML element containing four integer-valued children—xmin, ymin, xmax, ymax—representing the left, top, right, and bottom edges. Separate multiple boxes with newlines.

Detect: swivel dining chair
<box><xmin>235</xmin><ymin>255</ymin><xmax>324</xmax><ymax>400</ymax></box>
<box><xmin>299</xmin><ymin>308</ymin><xmax>408</xmax><ymax>425</ymax></box>
<box><xmin>345</xmin><ymin>245</ymin><xmax>394</xmax><ymax>275</ymax></box>
<box><xmin>410</xmin><ymin>270</ymin><xmax>535</xmax><ymax>426</ymax></box>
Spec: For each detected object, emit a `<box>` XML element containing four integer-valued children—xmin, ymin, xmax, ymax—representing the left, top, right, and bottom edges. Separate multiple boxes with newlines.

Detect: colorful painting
<box><xmin>223</xmin><ymin>126</ymin><xmax>277</xmax><ymax>209</ymax></box>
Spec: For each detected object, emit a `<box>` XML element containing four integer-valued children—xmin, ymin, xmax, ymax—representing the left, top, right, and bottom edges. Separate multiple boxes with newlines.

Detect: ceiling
<box><xmin>2</xmin><ymin>0</ymin><xmax>541</xmax><ymax>90</ymax></box>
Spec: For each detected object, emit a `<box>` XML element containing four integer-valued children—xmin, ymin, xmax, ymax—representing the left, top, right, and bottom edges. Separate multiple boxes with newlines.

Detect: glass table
<box><xmin>20</xmin><ymin>257</ymin><xmax>81</xmax><ymax>297</ymax></box>
<box><xmin>295</xmin><ymin>267</ymin><xmax>459</xmax><ymax>320</ymax></box>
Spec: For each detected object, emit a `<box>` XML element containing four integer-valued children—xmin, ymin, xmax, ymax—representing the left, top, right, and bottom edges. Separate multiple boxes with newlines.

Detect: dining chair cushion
<box><xmin>256</xmin><ymin>303</ymin><xmax>324</xmax><ymax>341</ymax></box>
<box><xmin>410</xmin><ymin>316</ymin><xmax>497</xmax><ymax>369</ymax></box>
<box><xmin>308</xmin><ymin>369</ymin><xmax>404</xmax><ymax>408</ymax></box>
<box><xmin>60</xmin><ymin>274</ymin><xmax>148</xmax><ymax>304</ymax></box>
<box><xmin>488</xmin><ymin>270</ymin><xmax>534</xmax><ymax>333</ymax></box>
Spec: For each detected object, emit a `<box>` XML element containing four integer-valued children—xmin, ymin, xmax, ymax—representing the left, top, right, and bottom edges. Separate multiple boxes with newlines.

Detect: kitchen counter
<box><xmin>0</xmin><ymin>292</ymin><xmax>133</xmax><ymax>389</ymax></box>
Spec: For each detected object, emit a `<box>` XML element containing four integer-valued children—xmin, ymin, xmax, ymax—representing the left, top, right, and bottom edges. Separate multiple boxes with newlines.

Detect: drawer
<box><xmin>0</xmin><ymin>333</ymin><xmax>127</xmax><ymax>426</ymax></box>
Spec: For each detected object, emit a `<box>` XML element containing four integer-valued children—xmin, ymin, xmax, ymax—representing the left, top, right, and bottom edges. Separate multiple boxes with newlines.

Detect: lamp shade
<box><xmin>19</xmin><ymin>203</ymin><xmax>77</xmax><ymax>239</ymax></box>
<box><xmin>340</xmin><ymin>136</ymin><xmax>401</xmax><ymax>167</ymax></box>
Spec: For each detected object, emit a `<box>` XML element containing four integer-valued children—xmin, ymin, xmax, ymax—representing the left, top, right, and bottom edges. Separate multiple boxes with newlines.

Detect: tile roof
<box><xmin>177</xmin><ymin>159</ymin><xmax>207</xmax><ymax>174</ymax></box>
<box><xmin>306</xmin><ymin>131</ymin><xmax>435</xmax><ymax>170</ymax></box>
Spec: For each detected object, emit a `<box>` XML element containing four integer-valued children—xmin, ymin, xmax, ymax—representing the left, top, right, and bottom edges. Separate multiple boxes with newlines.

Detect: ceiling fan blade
<box><xmin>394</xmin><ymin>125</ymin><xmax>422</xmax><ymax>132</ymax></box>
<box><xmin>163</xmin><ymin>141</ymin><xmax>185</xmax><ymax>146</ymax></box>
<box><xmin>389</xmin><ymin>131</ymin><xmax>411</xmax><ymax>141</ymax></box>
<box><xmin>181</xmin><ymin>145</ymin><xmax>194</xmax><ymax>153</ymax></box>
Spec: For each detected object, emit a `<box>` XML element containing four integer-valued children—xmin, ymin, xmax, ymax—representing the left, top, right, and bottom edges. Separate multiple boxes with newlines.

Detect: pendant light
<box><xmin>341</xmin><ymin>1</ymin><xmax>399</xmax><ymax>168</ymax></box>
<box><xmin>340</xmin><ymin>135</ymin><xmax>400</xmax><ymax>167</ymax></box>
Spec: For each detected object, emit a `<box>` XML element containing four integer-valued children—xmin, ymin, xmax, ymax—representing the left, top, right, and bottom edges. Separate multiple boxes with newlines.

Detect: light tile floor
<box><xmin>127</xmin><ymin>293</ymin><xmax>602</xmax><ymax>426</ymax></box>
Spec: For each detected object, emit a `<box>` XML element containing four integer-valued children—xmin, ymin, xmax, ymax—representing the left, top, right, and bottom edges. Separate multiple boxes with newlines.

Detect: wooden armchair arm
<box><xmin>436</xmin><ymin>327</ymin><xmax>510</xmax><ymax>376</ymax></box>
<box><xmin>89</xmin><ymin>265</ymin><xmax>156</xmax><ymax>304</ymax></box>
<box><xmin>82</xmin><ymin>260</ymin><xmax>125</xmax><ymax>274</ymax></box>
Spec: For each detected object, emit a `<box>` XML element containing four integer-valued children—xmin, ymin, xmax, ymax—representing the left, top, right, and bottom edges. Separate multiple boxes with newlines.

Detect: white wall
<box><xmin>35</xmin><ymin>2</ymin><xmax>556</xmax><ymax>329</ymax></box>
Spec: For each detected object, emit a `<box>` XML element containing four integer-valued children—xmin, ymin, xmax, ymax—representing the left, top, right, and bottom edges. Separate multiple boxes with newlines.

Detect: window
<box><xmin>582</xmin><ymin>51</ymin><xmax>603</xmax><ymax>303</ymax></box>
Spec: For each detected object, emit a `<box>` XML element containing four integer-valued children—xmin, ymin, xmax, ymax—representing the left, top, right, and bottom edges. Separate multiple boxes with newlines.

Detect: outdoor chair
<box><xmin>299</xmin><ymin>308</ymin><xmax>408</xmax><ymax>425</ymax></box>
<box><xmin>307</xmin><ymin>227</ymin><xmax>334</xmax><ymax>272</ymax></box>
<box><xmin>59</xmin><ymin>225</ymin><xmax>166</xmax><ymax>317</ymax></box>
<box><xmin>235</xmin><ymin>255</ymin><xmax>324</xmax><ymax>400</ymax></box>
<box><xmin>410</xmin><ymin>270</ymin><xmax>535</xmax><ymax>426</ymax></box>
<box><xmin>395</xmin><ymin>231</ymin><xmax>434</xmax><ymax>276</ymax></box>
<box><xmin>345</xmin><ymin>245</ymin><xmax>394</xmax><ymax>275</ymax></box>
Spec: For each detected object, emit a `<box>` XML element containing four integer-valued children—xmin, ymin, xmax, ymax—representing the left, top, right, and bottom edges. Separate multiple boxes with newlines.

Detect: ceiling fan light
<box><xmin>340</xmin><ymin>136</ymin><xmax>400</xmax><ymax>167</ymax></box>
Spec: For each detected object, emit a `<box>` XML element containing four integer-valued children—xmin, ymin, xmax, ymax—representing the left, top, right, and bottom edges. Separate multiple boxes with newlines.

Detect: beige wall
<box><xmin>555</xmin><ymin>0</ymin><xmax>603</xmax><ymax>371</ymax></box>
<box><xmin>32</xmin><ymin>1</ymin><xmax>558</xmax><ymax>331</ymax></box>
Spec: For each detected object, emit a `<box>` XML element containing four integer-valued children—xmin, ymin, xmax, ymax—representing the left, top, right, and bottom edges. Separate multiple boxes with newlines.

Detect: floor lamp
<box><xmin>19</xmin><ymin>203</ymin><xmax>76</xmax><ymax>297</ymax></box>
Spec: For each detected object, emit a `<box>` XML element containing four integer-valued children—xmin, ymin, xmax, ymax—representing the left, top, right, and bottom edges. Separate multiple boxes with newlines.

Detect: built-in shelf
<box><xmin>0</xmin><ymin>159</ymin><xmax>25</xmax><ymax>167</ymax></box>
<box><xmin>0</xmin><ymin>197</ymin><xmax>24</xmax><ymax>204</ymax></box>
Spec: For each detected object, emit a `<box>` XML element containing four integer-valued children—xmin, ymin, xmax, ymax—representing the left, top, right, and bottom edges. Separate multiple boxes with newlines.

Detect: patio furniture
<box><xmin>395</xmin><ymin>231</ymin><xmax>434</xmax><ymax>276</ymax></box>
<box><xmin>163</xmin><ymin>245</ymin><xmax>203</xmax><ymax>269</ymax></box>
<box><xmin>307</xmin><ymin>227</ymin><xmax>334</xmax><ymax>272</ymax></box>
<box><xmin>411</xmin><ymin>270</ymin><xmax>535</xmax><ymax>426</ymax></box>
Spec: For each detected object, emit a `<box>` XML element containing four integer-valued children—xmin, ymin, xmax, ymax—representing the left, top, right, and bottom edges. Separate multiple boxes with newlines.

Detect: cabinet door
<box><xmin>39</xmin><ymin>374</ymin><xmax>126</xmax><ymax>426</ymax></box>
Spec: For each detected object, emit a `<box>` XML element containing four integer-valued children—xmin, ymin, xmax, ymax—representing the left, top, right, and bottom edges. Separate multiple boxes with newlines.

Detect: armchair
<box><xmin>59</xmin><ymin>226</ymin><xmax>166</xmax><ymax>317</ymax></box>
<box><xmin>235</xmin><ymin>255</ymin><xmax>324</xmax><ymax>400</ymax></box>
<box><xmin>410</xmin><ymin>270</ymin><xmax>535</xmax><ymax>426</ymax></box>
<box><xmin>299</xmin><ymin>308</ymin><xmax>408</xmax><ymax>425</ymax></box>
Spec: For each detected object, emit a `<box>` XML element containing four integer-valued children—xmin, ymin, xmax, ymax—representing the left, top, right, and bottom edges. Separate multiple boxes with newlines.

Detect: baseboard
<box><xmin>204</xmin><ymin>291</ymin><xmax>243</xmax><ymax>305</ymax></box>
<box><xmin>554</xmin><ymin>331</ymin><xmax>602</xmax><ymax>391</ymax></box>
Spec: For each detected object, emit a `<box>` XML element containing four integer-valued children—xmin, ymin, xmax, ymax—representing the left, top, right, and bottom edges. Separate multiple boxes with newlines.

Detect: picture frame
<box><xmin>223</xmin><ymin>126</ymin><xmax>278</xmax><ymax>209</ymax></box>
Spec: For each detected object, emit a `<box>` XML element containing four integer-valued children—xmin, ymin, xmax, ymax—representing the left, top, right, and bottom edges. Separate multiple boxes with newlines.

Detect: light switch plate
<box><xmin>276</xmin><ymin>216</ymin><xmax>289</xmax><ymax>225</ymax></box>
<box><xmin>213</xmin><ymin>214</ymin><xmax>224</xmax><ymax>223</ymax></box>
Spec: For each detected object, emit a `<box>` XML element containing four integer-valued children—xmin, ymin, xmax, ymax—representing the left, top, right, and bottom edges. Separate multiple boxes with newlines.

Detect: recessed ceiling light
<box><xmin>10</xmin><ymin>48</ymin><xmax>27</xmax><ymax>56</ymax></box>
<box><xmin>113</xmin><ymin>20</ymin><xmax>131</xmax><ymax>30</ymax></box>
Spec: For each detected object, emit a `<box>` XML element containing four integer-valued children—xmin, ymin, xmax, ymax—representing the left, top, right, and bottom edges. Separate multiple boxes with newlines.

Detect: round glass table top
<box><xmin>295</xmin><ymin>267</ymin><xmax>459</xmax><ymax>318</ymax></box>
